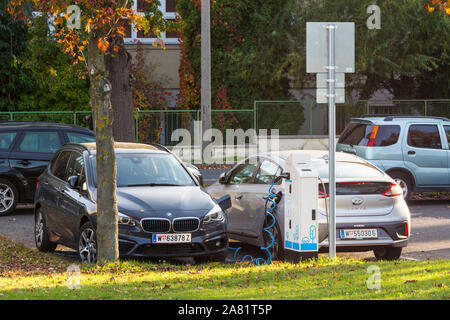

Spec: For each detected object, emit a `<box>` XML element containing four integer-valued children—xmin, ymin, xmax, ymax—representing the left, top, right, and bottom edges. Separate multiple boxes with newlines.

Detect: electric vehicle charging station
<box><xmin>306</xmin><ymin>22</ymin><xmax>355</xmax><ymax>260</ymax></box>
<box><xmin>283</xmin><ymin>153</ymin><xmax>319</xmax><ymax>262</ymax></box>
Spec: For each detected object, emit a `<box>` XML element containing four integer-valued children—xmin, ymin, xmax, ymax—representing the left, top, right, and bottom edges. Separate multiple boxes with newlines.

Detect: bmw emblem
<box><xmin>166</xmin><ymin>212</ymin><xmax>173</xmax><ymax>218</ymax></box>
<box><xmin>352</xmin><ymin>197</ymin><xmax>363</xmax><ymax>206</ymax></box>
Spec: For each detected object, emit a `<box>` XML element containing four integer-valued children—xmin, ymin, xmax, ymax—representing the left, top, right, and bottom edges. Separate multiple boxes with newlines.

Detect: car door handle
<box><xmin>235</xmin><ymin>194</ymin><xmax>243</xmax><ymax>200</ymax></box>
<box><xmin>17</xmin><ymin>160</ymin><xmax>31</xmax><ymax>166</ymax></box>
<box><xmin>408</xmin><ymin>151</ymin><xmax>416</xmax><ymax>155</ymax></box>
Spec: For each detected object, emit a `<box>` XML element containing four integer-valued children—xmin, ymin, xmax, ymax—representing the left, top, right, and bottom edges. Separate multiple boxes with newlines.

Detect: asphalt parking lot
<box><xmin>0</xmin><ymin>198</ymin><xmax>448</xmax><ymax>263</ymax></box>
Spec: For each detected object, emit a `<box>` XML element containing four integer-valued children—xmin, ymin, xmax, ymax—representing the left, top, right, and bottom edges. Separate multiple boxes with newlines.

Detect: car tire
<box><xmin>389</xmin><ymin>172</ymin><xmax>413</xmax><ymax>200</ymax></box>
<box><xmin>78</xmin><ymin>222</ymin><xmax>97</xmax><ymax>264</ymax></box>
<box><xmin>373</xmin><ymin>246</ymin><xmax>402</xmax><ymax>261</ymax></box>
<box><xmin>0</xmin><ymin>178</ymin><xmax>19</xmax><ymax>216</ymax></box>
<box><xmin>263</xmin><ymin>219</ymin><xmax>284</xmax><ymax>262</ymax></box>
<box><xmin>35</xmin><ymin>209</ymin><xmax>57</xmax><ymax>253</ymax></box>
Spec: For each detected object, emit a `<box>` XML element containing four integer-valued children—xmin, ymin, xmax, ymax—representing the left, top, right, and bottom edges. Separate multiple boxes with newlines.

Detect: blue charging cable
<box><xmin>225</xmin><ymin>179</ymin><xmax>280</xmax><ymax>266</ymax></box>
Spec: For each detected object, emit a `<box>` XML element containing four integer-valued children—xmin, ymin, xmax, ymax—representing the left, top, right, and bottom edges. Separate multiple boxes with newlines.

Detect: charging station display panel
<box><xmin>283</xmin><ymin>153</ymin><xmax>319</xmax><ymax>253</ymax></box>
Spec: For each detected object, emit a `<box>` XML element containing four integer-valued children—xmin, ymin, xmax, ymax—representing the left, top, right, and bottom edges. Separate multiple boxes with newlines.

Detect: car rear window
<box><xmin>314</xmin><ymin>161</ymin><xmax>385</xmax><ymax>180</ymax></box>
<box><xmin>338</xmin><ymin>123</ymin><xmax>400</xmax><ymax>147</ymax></box>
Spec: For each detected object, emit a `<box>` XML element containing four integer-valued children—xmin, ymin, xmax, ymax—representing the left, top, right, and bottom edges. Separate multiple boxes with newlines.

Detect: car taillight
<box><xmin>36</xmin><ymin>176</ymin><xmax>40</xmax><ymax>190</ymax></box>
<box><xmin>404</xmin><ymin>223</ymin><xmax>408</xmax><ymax>237</ymax></box>
<box><xmin>367</xmin><ymin>125</ymin><xmax>379</xmax><ymax>146</ymax></box>
<box><xmin>381</xmin><ymin>183</ymin><xmax>403</xmax><ymax>197</ymax></box>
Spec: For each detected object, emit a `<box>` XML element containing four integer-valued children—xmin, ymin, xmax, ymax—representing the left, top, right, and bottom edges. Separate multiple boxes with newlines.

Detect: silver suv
<box><xmin>337</xmin><ymin>115</ymin><xmax>450</xmax><ymax>200</ymax></box>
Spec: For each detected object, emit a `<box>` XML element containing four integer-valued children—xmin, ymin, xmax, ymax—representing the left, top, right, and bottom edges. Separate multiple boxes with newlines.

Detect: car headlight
<box><xmin>203</xmin><ymin>205</ymin><xmax>225</xmax><ymax>224</ymax></box>
<box><xmin>118</xmin><ymin>212</ymin><xmax>135</xmax><ymax>226</ymax></box>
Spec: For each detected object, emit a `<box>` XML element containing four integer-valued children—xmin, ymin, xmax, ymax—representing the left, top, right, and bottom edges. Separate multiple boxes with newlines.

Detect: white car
<box><xmin>206</xmin><ymin>150</ymin><xmax>411</xmax><ymax>261</ymax></box>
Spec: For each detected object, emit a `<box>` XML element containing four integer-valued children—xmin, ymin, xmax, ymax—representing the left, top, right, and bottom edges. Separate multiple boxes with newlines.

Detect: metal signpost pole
<box><xmin>326</xmin><ymin>24</ymin><xmax>337</xmax><ymax>260</ymax></box>
<box><xmin>307</xmin><ymin>21</ymin><xmax>354</xmax><ymax>260</ymax></box>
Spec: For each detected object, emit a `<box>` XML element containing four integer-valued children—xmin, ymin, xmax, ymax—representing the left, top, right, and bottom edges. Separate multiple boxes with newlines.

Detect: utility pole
<box><xmin>201</xmin><ymin>0</ymin><xmax>212</xmax><ymax>162</ymax></box>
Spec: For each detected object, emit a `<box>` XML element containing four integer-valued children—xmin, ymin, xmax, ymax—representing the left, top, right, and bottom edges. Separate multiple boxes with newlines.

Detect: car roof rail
<box><xmin>383</xmin><ymin>115</ymin><xmax>450</xmax><ymax>121</ymax></box>
<box><xmin>360</xmin><ymin>114</ymin><xmax>394</xmax><ymax>118</ymax></box>
<box><xmin>0</xmin><ymin>120</ymin><xmax>91</xmax><ymax>130</ymax></box>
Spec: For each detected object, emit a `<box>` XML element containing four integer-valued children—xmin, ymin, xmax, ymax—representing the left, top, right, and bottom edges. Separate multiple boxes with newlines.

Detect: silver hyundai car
<box><xmin>206</xmin><ymin>150</ymin><xmax>411</xmax><ymax>261</ymax></box>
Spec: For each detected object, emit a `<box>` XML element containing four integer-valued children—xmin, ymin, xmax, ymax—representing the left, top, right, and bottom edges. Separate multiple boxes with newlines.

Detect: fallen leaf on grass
<box><xmin>404</xmin><ymin>280</ymin><xmax>417</xmax><ymax>284</ymax></box>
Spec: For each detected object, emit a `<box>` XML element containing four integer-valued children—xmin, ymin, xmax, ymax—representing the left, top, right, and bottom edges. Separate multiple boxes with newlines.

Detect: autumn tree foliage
<box><xmin>8</xmin><ymin>0</ymin><xmax>168</xmax><ymax>264</ymax></box>
<box><xmin>424</xmin><ymin>0</ymin><xmax>450</xmax><ymax>14</ymax></box>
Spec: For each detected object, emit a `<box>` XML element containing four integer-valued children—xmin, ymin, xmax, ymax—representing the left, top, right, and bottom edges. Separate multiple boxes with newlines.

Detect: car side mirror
<box><xmin>67</xmin><ymin>175</ymin><xmax>79</xmax><ymax>189</ymax></box>
<box><xmin>219</xmin><ymin>172</ymin><xmax>228</xmax><ymax>184</ymax></box>
<box><xmin>186</xmin><ymin>166</ymin><xmax>204</xmax><ymax>187</ymax></box>
<box><xmin>217</xmin><ymin>194</ymin><xmax>232</xmax><ymax>211</ymax></box>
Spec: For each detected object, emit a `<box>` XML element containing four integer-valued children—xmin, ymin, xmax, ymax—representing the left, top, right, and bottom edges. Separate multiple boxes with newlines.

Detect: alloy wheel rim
<box><xmin>394</xmin><ymin>178</ymin><xmax>408</xmax><ymax>198</ymax></box>
<box><xmin>0</xmin><ymin>184</ymin><xmax>14</xmax><ymax>213</ymax></box>
<box><xmin>35</xmin><ymin>212</ymin><xmax>44</xmax><ymax>247</ymax></box>
<box><xmin>79</xmin><ymin>228</ymin><xmax>97</xmax><ymax>263</ymax></box>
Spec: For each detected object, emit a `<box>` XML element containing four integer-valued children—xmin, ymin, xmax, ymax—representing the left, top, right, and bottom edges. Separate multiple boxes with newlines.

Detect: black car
<box><xmin>0</xmin><ymin>121</ymin><xmax>95</xmax><ymax>215</ymax></box>
<box><xmin>34</xmin><ymin>142</ymin><xmax>230</xmax><ymax>263</ymax></box>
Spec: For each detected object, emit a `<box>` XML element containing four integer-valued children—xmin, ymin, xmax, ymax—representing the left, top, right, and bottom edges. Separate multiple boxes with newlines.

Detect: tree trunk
<box><xmin>201</xmin><ymin>0</ymin><xmax>212</xmax><ymax>162</ymax></box>
<box><xmin>105</xmin><ymin>37</ymin><xmax>136</xmax><ymax>143</ymax></box>
<box><xmin>88</xmin><ymin>33</ymin><xmax>119</xmax><ymax>264</ymax></box>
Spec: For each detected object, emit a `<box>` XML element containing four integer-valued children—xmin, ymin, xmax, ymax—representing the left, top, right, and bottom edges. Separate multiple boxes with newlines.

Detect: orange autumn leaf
<box><xmin>96</xmin><ymin>38</ymin><xmax>109</xmax><ymax>52</ymax></box>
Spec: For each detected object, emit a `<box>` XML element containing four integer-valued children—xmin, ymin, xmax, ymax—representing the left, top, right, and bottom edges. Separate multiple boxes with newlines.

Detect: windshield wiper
<box><xmin>125</xmin><ymin>183</ymin><xmax>184</xmax><ymax>187</ymax></box>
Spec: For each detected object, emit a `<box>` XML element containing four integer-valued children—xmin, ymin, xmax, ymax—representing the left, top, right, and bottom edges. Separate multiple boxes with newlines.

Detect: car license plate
<box><xmin>152</xmin><ymin>233</ymin><xmax>191</xmax><ymax>243</ymax></box>
<box><xmin>340</xmin><ymin>229</ymin><xmax>378</xmax><ymax>239</ymax></box>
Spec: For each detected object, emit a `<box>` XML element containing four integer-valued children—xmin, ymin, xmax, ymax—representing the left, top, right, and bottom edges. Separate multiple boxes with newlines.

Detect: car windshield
<box><xmin>313</xmin><ymin>161</ymin><xmax>385</xmax><ymax>180</ymax></box>
<box><xmin>90</xmin><ymin>153</ymin><xmax>196</xmax><ymax>187</ymax></box>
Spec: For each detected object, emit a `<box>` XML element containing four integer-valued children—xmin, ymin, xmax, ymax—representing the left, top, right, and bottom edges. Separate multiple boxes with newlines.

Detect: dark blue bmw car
<box><xmin>34</xmin><ymin>142</ymin><xmax>230</xmax><ymax>263</ymax></box>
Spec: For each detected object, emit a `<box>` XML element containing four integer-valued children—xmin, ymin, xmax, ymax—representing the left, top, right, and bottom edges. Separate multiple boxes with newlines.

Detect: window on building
<box><xmin>125</xmin><ymin>0</ymin><xmax>179</xmax><ymax>45</ymax></box>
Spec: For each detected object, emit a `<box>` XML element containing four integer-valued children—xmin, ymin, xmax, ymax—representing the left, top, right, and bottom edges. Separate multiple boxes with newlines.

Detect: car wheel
<box><xmin>373</xmin><ymin>246</ymin><xmax>402</xmax><ymax>261</ymax></box>
<box><xmin>35</xmin><ymin>209</ymin><xmax>57</xmax><ymax>252</ymax></box>
<box><xmin>0</xmin><ymin>178</ymin><xmax>18</xmax><ymax>216</ymax></box>
<box><xmin>78</xmin><ymin>222</ymin><xmax>97</xmax><ymax>264</ymax></box>
<box><xmin>389</xmin><ymin>172</ymin><xmax>412</xmax><ymax>200</ymax></box>
<box><xmin>263</xmin><ymin>219</ymin><xmax>284</xmax><ymax>261</ymax></box>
